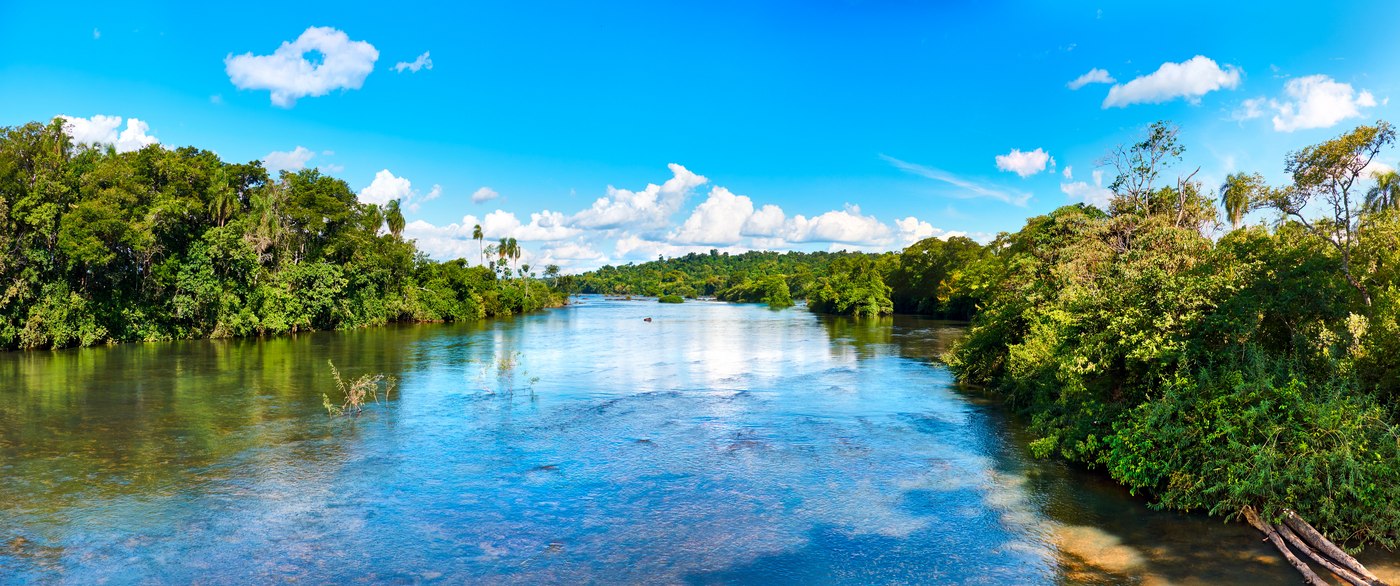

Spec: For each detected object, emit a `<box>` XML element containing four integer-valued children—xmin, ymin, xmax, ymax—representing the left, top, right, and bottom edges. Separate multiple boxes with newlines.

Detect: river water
<box><xmin>2</xmin><ymin>297</ymin><xmax>1395</xmax><ymax>584</ymax></box>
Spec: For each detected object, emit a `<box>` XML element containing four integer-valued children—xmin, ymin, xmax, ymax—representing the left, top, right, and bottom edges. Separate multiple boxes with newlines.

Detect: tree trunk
<box><xmin>1276</xmin><ymin>523</ymin><xmax>1372</xmax><ymax>586</ymax></box>
<box><xmin>1243</xmin><ymin>507</ymin><xmax>1329</xmax><ymax>586</ymax></box>
<box><xmin>1283</xmin><ymin>510</ymin><xmax>1388</xmax><ymax>586</ymax></box>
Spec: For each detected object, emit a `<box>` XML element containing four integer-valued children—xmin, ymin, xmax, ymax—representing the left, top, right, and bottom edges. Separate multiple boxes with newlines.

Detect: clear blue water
<box><xmin>1</xmin><ymin>297</ymin><xmax>1384</xmax><ymax>584</ymax></box>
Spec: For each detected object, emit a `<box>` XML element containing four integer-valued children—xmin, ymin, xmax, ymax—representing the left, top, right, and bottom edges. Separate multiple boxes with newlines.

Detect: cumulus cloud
<box><xmin>406</xmin><ymin>184</ymin><xmax>442</xmax><ymax>213</ymax></box>
<box><xmin>263</xmin><ymin>146</ymin><xmax>315</xmax><ymax>173</ymax></box>
<box><xmin>883</xmin><ymin>155</ymin><xmax>1032</xmax><ymax>206</ymax></box>
<box><xmin>471</xmin><ymin>187</ymin><xmax>499</xmax><ymax>203</ymax></box>
<box><xmin>360</xmin><ymin>169</ymin><xmax>413</xmax><ymax>205</ymax></box>
<box><xmin>480</xmin><ymin>209</ymin><xmax>579</xmax><ymax>241</ymax></box>
<box><xmin>1063</xmin><ymin>165</ymin><xmax>1073</xmax><ymax>180</ymax></box>
<box><xmin>402</xmin><ymin>219</ymin><xmax>479</xmax><ymax>260</ymax></box>
<box><xmin>539</xmin><ymin>241</ymin><xmax>603</xmax><ymax>262</ymax></box>
<box><xmin>571</xmin><ymin>163</ymin><xmax>707</xmax><ymax>230</ymax></box>
<box><xmin>784</xmin><ymin>205</ymin><xmax>892</xmax><ymax>245</ymax></box>
<box><xmin>670</xmin><ymin>187</ymin><xmax>755</xmax><ymax>245</ymax></box>
<box><xmin>58</xmin><ymin>115</ymin><xmax>158</xmax><ymax>153</ymax></box>
<box><xmin>894</xmin><ymin>216</ymin><xmax>961</xmax><ymax>245</ymax></box>
<box><xmin>225</xmin><ymin>26</ymin><xmax>378</xmax><ymax>108</ymax></box>
<box><xmin>403</xmin><ymin>162</ymin><xmax>978</xmax><ymax>270</ymax></box>
<box><xmin>1270</xmin><ymin>75</ymin><xmax>1376</xmax><ymax>132</ymax></box>
<box><xmin>394</xmin><ymin>51</ymin><xmax>432</xmax><ymax>73</ymax></box>
<box><xmin>1067</xmin><ymin>68</ymin><xmax>1114</xmax><ymax>90</ymax></box>
<box><xmin>742</xmin><ymin>204</ymin><xmax>787</xmax><ymax>237</ymax></box>
<box><xmin>995</xmin><ymin>148</ymin><xmax>1052</xmax><ymax>178</ymax></box>
<box><xmin>1061</xmin><ymin>168</ymin><xmax>1114</xmax><ymax>209</ymax></box>
<box><xmin>1102</xmin><ymin>55</ymin><xmax>1241</xmax><ymax>108</ymax></box>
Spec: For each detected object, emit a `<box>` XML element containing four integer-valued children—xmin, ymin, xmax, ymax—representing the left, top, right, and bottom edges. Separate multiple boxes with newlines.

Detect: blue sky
<box><xmin>4</xmin><ymin>1</ymin><xmax>1399</xmax><ymax>270</ymax></box>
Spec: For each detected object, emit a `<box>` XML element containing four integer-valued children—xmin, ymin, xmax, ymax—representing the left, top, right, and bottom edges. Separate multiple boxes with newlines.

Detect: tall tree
<box><xmin>1261</xmin><ymin>120</ymin><xmax>1397</xmax><ymax>307</ymax></box>
<box><xmin>1220</xmin><ymin>172</ymin><xmax>1265</xmax><ymax>230</ymax></box>
<box><xmin>385</xmin><ymin>199</ymin><xmax>405</xmax><ymax>239</ymax></box>
<box><xmin>472</xmin><ymin>224</ymin><xmax>484</xmax><ymax>265</ymax></box>
<box><xmin>1101</xmin><ymin>121</ymin><xmax>1185</xmax><ymax>217</ymax></box>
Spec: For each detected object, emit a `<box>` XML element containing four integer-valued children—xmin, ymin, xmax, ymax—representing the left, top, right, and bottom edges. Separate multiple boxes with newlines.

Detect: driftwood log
<box><xmin>1242</xmin><ymin>506</ymin><xmax>1389</xmax><ymax>586</ymax></box>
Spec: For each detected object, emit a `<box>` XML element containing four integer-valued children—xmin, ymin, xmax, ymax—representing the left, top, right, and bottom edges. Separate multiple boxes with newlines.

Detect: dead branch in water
<box><xmin>1243</xmin><ymin>507</ymin><xmax>1328</xmax><ymax>586</ymax></box>
<box><xmin>1282</xmin><ymin>510</ymin><xmax>1388</xmax><ymax>586</ymax></box>
<box><xmin>1242</xmin><ymin>506</ymin><xmax>1389</xmax><ymax>586</ymax></box>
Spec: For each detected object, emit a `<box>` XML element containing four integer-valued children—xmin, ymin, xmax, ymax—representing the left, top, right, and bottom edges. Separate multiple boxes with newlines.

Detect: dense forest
<box><xmin>575</xmin><ymin>238</ymin><xmax>992</xmax><ymax>318</ymax></box>
<box><xmin>0</xmin><ymin>119</ymin><xmax>562</xmax><ymax>350</ymax></box>
<box><xmin>949</xmin><ymin>120</ymin><xmax>1400</xmax><ymax>550</ymax></box>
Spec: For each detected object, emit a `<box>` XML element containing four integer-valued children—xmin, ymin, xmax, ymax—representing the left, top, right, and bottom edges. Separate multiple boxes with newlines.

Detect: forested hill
<box><xmin>0</xmin><ymin>119</ymin><xmax>561</xmax><ymax>350</ymax></box>
<box><xmin>574</xmin><ymin>238</ymin><xmax>993</xmax><ymax>319</ymax></box>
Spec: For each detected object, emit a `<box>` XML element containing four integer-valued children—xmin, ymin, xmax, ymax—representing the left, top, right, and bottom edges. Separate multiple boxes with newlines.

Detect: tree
<box><xmin>1101</xmin><ymin>121</ymin><xmax>1186</xmax><ymax>217</ymax></box>
<box><xmin>1366</xmin><ymin>169</ymin><xmax>1400</xmax><ymax>212</ymax></box>
<box><xmin>208</xmin><ymin>169</ymin><xmax>238</xmax><ymax>228</ymax></box>
<box><xmin>385</xmin><ymin>199</ymin><xmax>405</xmax><ymax>239</ymax></box>
<box><xmin>1261</xmin><ymin>120</ymin><xmax>1396</xmax><ymax>307</ymax></box>
<box><xmin>1220</xmin><ymin>172</ymin><xmax>1265</xmax><ymax>230</ymax></box>
<box><xmin>472</xmin><ymin>224</ymin><xmax>484</xmax><ymax>265</ymax></box>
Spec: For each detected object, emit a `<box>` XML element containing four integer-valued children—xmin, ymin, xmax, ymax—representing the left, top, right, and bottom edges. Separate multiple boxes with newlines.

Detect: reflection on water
<box><xmin>0</xmin><ymin>297</ymin><xmax>1390</xmax><ymax>583</ymax></box>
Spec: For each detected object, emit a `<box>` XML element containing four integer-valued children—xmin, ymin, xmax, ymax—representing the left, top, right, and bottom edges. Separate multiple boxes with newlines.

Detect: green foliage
<box><xmin>658</xmin><ymin>294</ymin><xmax>683</xmax><ymax>304</ymax></box>
<box><xmin>885</xmin><ymin>236</ymin><xmax>992</xmax><ymax>318</ymax></box>
<box><xmin>949</xmin><ymin>120</ymin><xmax>1400</xmax><ymax>548</ymax></box>
<box><xmin>808</xmin><ymin>255</ymin><xmax>894</xmax><ymax>317</ymax></box>
<box><xmin>0</xmin><ymin>118</ymin><xmax>564</xmax><ymax>350</ymax></box>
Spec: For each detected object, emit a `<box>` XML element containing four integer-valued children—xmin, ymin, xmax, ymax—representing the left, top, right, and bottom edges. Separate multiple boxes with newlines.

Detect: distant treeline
<box><xmin>574</xmin><ymin>241</ymin><xmax>993</xmax><ymax>319</ymax></box>
<box><xmin>0</xmin><ymin>119</ymin><xmax>562</xmax><ymax>350</ymax></box>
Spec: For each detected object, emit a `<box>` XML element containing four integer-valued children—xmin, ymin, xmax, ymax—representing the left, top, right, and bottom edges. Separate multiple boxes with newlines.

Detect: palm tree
<box><xmin>1366</xmin><ymin>170</ymin><xmax>1400</xmax><ymax>212</ymax></box>
<box><xmin>472</xmin><ymin>224</ymin><xmax>484</xmax><ymax>265</ymax></box>
<box><xmin>1219</xmin><ymin>172</ymin><xmax>1260</xmax><ymax>231</ymax></box>
<box><xmin>497</xmin><ymin>238</ymin><xmax>510</xmax><ymax>278</ymax></box>
<box><xmin>508</xmin><ymin>237</ymin><xmax>520</xmax><ymax>280</ymax></box>
<box><xmin>385</xmin><ymin>199</ymin><xmax>405</xmax><ymax>239</ymax></box>
<box><xmin>208</xmin><ymin>169</ymin><xmax>238</xmax><ymax>227</ymax></box>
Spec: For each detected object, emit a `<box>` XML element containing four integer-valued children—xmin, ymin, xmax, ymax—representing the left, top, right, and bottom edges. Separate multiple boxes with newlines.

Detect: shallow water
<box><xmin>0</xmin><ymin>297</ymin><xmax>1392</xmax><ymax>584</ymax></box>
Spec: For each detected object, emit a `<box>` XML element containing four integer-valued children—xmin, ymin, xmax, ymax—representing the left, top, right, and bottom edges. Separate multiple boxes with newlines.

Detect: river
<box><xmin>2</xmin><ymin>296</ymin><xmax>1395</xmax><ymax>584</ymax></box>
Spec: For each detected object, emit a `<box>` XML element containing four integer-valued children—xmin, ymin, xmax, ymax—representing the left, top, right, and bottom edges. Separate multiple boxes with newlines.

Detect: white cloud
<box><xmin>1063</xmin><ymin>165</ymin><xmax>1073</xmax><ymax>180</ymax></box>
<box><xmin>883</xmin><ymin>155</ymin><xmax>1032</xmax><ymax>206</ymax></box>
<box><xmin>224</xmin><ymin>26</ymin><xmax>379</xmax><ymax>108</ymax></box>
<box><xmin>539</xmin><ymin>241</ymin><xmax>603</xmax><ymax>262</ymax></box>
<box><xmin>394</xmin><ymin>51</ymin><xmax>433</xmax><ymax>73</ymax></box>
<box><xmin>321</xmin><ymin>163</ymin><xmax>345</xmax><ymax>174</ymax></box>
<box><xmin>402</xmin><ymin>219</ymin><xmax>478</xmax><ymax>260</ymax></box>
<box><xmin>895</xmin><ymin>216</ymin><xmax>960</xmax><ymax>245</ymax></box>
<box><xmin>1232</xmin><ymin>97</ymin><xmax>1268</xmax><ymax>121</ymax></box>
<box><xmin>471</xmin><ymin>187</ymin><xmax>499</xmax><ymax>203</ymax></box>
<box><xmin>995</xmin><ymin>148</ymin><xmax>1052</xmax><ymax>178</ymax></box>
<box><xmin>742</xmin><ymin>204</ymin><xmax>786</xmax><ymax>237</ymax></box>
<box><xmin>359</xmin><ymin>169</ymin><xmax>412</xmax><ymax>205</ymax></box>
<box><xmin>1060</xmin><ymin>168</ymin><xmax>1114</xmax><ymax>209</ymax></box>
<box><xmin>482</xmin><ymin>209</ymin><xmax>579</xmax><ymax>241</ymax></box>
<box><xmin>406</xmin><ymin>184</ymin><xmax>442</xmax><ymax>212</ymax></box>
<box><xmin>571</xmin><ymin>163</ymin><xmax>708</xmax><ymax>230</ymax></box>
<box><xmin>784</xmin><ymin>205</ymin><xmax>892</xmax><ymax>245</ymax></box>
<box><xmin>1102</xmin><ymin>55</ymin><xmax>1241</xmax><ymax>108</ymax></box>
<box><xmin>1067</xmin><ymin>68</ymin><xmax>1114</xmax><ymax>90</ymax></box>
<box><xmin>58</xmin><ymin>115</ymin><xmax>158</xmax><ymax>153</ymax></box>
<box><xmin>263</xmin><ymin>146</ymin><xmax>315</xmax><ymax>173</ymax></box>
<box><xmin>670</xmin><ymin>187</ymin><xmax>755</xmax><ymax>245</ymax></box>
<box><xmin>1270</xmin><ymin>75</ymin><xmax>1376</xmax><ymax>132</ymax></box>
